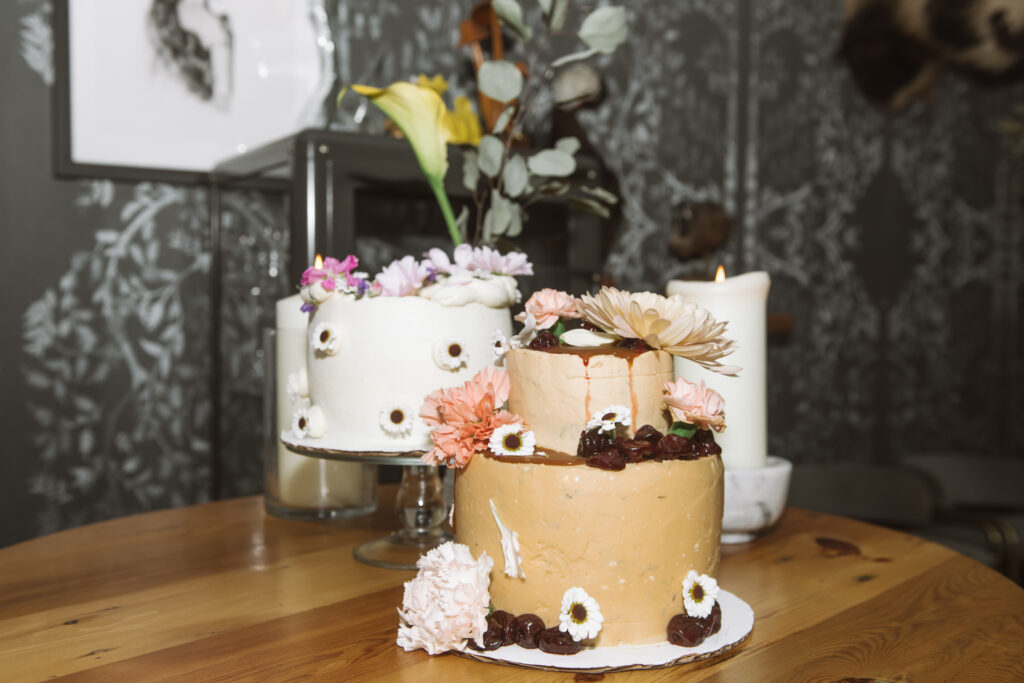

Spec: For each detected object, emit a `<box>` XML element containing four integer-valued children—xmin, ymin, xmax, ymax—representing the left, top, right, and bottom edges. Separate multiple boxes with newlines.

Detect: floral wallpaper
<box><xmin>1</xmin><ymin>0</ymin><xmax>1020</xmax><ymax>546</ymax></box>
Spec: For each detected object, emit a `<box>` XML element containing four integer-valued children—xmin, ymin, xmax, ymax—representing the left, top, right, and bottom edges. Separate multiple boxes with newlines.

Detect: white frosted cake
<box><xmin>282</xmin><ymin>247</ymin><xmax>529</xmax><ymax>453</ymax></box>
<box><xmin>399</xmin><ymin>287</ymin><xmax>742</xmax><ymax>658</ymax></box>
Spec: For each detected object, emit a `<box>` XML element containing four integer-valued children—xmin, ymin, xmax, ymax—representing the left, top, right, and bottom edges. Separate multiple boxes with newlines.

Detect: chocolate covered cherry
<box><xmin>537</xmin><ymin>626</ymin><xmax>582</xmax><ymax>655</ymax></box>
<box><xmin>514</xmin><ymin>613</ymin><xmax>545</xmax><ymax>649</ymax></box>
<box><xmin>667</xmin><ymin>613</ymin><xmax>708</xmax><ymax>647</ymax></box>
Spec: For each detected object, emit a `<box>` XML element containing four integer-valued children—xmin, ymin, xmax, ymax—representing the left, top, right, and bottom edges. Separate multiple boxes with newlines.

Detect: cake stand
<box><xmin>284</xmin><ymin>442</ymin><xmax>451</xmax><ymax>570</ymax></box>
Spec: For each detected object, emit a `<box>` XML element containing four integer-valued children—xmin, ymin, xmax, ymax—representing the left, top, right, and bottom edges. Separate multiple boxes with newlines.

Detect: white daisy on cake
<box><xmin>286</xmin><ymin>367</ymin><xmax>309</xmax><ymax>404</ymax></box>
<box><xmin>433</xmin><ymin>338</ymin><xmax>469</xmax><ymax>370</ymax></box>
<box><xmin>291</xmin><ymin>405</ymin><xmax>326</xmax><ymax>439</ymax></box>
<box><xmin>682</xmin><ymin>570</ymin><xmax>719</xmax><ymax>619</ymax></box>
<box><xmin>490</xmin><ymin>329</ymin><xmax>511</xmax><ymax>363</ymax></box>
<box><xmin>586</xmin><ymin>405</ymin><xmax>632</xmax><ymax>434</ymax></box>
<box><xmin>311</xmin><ymin>322</ymin><xmax>341</xmax><ymax>355</ymax></box>
<box><xmin>379</xmin><ymin>401</ymin><xmax>415</xmax><ymax>436</ymax></box>
<box><xmin>558</xmin><ymin>587</ymin><xmax>604</xmax><ymax>642</ymax></box>
<box><xmin>488</xmin><ymin>424</ymin><xmax>536</xmax><ymax>456</ymax></box>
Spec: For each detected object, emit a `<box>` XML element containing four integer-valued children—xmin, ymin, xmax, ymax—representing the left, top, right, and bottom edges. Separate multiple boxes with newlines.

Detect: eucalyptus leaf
<box><xmin>483</xmin><ymin>193</ymin><xmax>513</xmax><ymax>238</ymax></box>
<box><xmin>462</xmin><ymin>149</ymin><xmax>479</xmax><ymax>191</ymax></box>
<box><xmin>478</xmin><ymin>60</ymin><xmax>524</xmax><ymax>103</ymax></box>
<box><xmin>578</xmin><ymin>6</ymin><xmax>627</xmax><ymax>53</ymax></box>
<box><xmin>554</xmin><ymin>136</ymin><xmax>581</xmax><ymax>155</ymax></box>
<box><xmin>455</xmin><ymin>206</ymin><xmax>470</xmax><ymax>241</ymax></box>
<box><xmin>502</xmin><ymin>155</ymin><xmax>529</xmax><ymax>197</ymax></box>
<box><xmin>538</xmin><ymin>0</ymin><xmax>552</xmax><ymax>12</ymax></box>
<box><xmin>536</xmin><ymin>180</ymin><xmax>570</xmax><ymax>196</ymax></box>
<box><xmin>493</xmin><ymin>105</ymin><xmax>516</xmax><ymax>135</ymax></box>
<box><xmin>506</xmin><ymin>203</ymin><xmax>523</xmax><ymax>237</ymax></box>
<box><xmin>580</xmin><ymin>185</ymin><xmax>619</xmax><ymax>204</ymax></box>
<box><xmin>492</xmin><ymin>0</ymin><xmax>532</xmax><ymax>41</ymax></box>
<box><xmin>549</xmin><ymin>0</ymin><xmax>569</xmax><ymax>30</ymax></box>
<box><xmin>527</xmin><ymin>149</ymin><xmax>576</xmax><ymax>177</ymax></box>
<box><xmin>551</xmin><ymin>48</ymin><xmax>599</xmax><ymax>68</ymax></box>
<box><xmin>565</xmin><ymin>194</ymin><xmax>611</xmax><ymax>218</ymax></box>
<box><xmin>477</xmin><ymin>135</ymin><xmax>504</xmax><ymax>178</ymax></box>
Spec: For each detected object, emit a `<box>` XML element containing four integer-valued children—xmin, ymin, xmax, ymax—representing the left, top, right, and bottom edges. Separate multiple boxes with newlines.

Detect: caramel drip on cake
<box><xmin>627</xmin><ymin>355</ymin><xmax>638</xmax><ymax>431</ymax></box>
<box><xmin>583</xmin><ymin>355</ymin><xmax>591</xmax><ymax>421</ymax></box>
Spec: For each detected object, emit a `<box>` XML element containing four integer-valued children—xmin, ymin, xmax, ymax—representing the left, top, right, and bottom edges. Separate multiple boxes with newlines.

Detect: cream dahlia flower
<box><xmin>576</xmin><ymin>287</ymin><xmax>740</xmax><ymax>375</ymax></box>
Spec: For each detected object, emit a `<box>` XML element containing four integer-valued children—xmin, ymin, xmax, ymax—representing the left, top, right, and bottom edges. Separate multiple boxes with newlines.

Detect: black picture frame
<box><xmin>52</xmin><ymin>0</ymin><xmax>333</xmax><ymax>184</ymax></box>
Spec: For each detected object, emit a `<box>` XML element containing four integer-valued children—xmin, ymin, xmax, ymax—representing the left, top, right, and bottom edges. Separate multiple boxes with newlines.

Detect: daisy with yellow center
<box><xmin>488</xmin><ymin>424</ymin><xmax>536</xmax><ymax>456</ymax></box>
<box><xmin>586</xmin><ymin>404</ymin><xmax>631</xmax><ymax>434</ymax></box>
<box><xmin>558</xmin><ymin>587</ymin><xmax>603</xmax><ymax>642</ymax></box>
<box><xmin>682</xmin><ymin>570</ymin><xmax>719</xmax><ymax>619</ymax></box>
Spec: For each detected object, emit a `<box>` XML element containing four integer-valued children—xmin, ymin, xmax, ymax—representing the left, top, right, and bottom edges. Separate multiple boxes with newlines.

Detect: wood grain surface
<box><xmin>1</xmin><ymin>487</ymin><xmax>1022</xmax><ymax>682</ymax></box>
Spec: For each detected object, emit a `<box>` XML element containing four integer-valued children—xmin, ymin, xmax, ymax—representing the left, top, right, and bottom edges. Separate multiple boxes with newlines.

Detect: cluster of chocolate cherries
<box><xmin>577</xmin><ymin>424</ymin><xmax>722</xmax><ymax>471</ymax></box>
<box><xmin>667</xmin><ymin>601</ymin><xmax>723</xmax><ymax>647</ymax></box>
<box><xmin>468</xmin><ymin>610</ymin><xmax>583</xmax><ymax>655</ymax></box>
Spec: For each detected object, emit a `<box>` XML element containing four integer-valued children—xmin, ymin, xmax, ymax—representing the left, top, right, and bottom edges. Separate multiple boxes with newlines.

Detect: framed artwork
<box><xmin>52</xmin><ymin>0</ymin><xmax>335</xmax><ymax>184</ymax></box>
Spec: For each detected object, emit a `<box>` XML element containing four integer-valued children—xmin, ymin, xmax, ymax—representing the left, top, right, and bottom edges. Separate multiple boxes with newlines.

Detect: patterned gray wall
<box><xmin>1</xmin><ymin>0</ymin><xmax>1020</xmax><ymax>547</ymax></box>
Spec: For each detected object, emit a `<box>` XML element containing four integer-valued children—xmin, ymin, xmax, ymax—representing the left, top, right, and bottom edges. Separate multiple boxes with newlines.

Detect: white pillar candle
<box><xmin>275</xmin><ymin>294</ymin><xmax>364</xmax><ymax>506</ymax></box>
<box><xmin>666</xmin><ymin>271</ymin><xmax>770</xmax><ymax>470</ymax></box>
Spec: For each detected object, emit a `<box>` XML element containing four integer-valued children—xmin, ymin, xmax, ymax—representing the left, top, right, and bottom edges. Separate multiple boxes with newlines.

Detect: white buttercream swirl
<box><xmin>418</xmin><ymin>275</ymin><xmax>520</xmax><ymax>308</ymax></box>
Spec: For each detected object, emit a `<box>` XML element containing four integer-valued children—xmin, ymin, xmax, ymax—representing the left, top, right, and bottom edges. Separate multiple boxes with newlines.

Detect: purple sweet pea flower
<box><xmin>300</xmin><ymin>301</ymin><xmax>316</xmax><ymax>313</ymax></box>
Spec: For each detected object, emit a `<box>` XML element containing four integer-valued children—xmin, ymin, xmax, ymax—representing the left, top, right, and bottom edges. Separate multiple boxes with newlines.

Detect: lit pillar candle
<box><xmin>666</xmin><ymin>269</ymin><xmax>770</xmax><ymax>470</ymax></box>
<box><xmin>275</xmin><ymin>294</ymin><xmax>364</xmax><ymax>506</ymax></box>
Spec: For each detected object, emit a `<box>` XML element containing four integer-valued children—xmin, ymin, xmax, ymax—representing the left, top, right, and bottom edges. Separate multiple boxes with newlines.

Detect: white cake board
<box><xmin>456</xmin><ymin>589</ymin><xmax>753</xmax><ymax>673</ymax></box>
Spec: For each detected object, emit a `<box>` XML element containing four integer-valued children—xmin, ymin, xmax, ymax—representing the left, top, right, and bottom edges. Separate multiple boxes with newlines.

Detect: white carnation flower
<box><xmin>396</xmin><ymin>542</ymin><xmax>494</xmax><ymax>654</ymax></box>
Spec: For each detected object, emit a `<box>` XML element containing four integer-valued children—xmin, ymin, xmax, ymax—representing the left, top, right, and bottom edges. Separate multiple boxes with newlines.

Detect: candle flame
<box><xmin>314</xmin><ymin>253</ymin><xmax>323</xmax><ymax>269</ymax></box>
<box><xmin>715</xmin><ymin>265</ymin><xmax>726</xmax><ymax>282</ymax></box>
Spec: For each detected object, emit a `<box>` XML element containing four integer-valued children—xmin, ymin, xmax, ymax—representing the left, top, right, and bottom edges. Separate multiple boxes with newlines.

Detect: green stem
<box><xmin>429</xmin><ymin>175</ymin><xmax>463</xmax><ymax>246</ymax></box>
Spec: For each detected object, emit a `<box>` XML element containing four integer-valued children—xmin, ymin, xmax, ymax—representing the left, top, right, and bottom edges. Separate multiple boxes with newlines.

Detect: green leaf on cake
<box><xmin>668</xmin><ymin>421</ymin><xmax>697</xmax><ymax>438</ymax></box>
<box><xmin>551</xmin><ymin>320</ymin><xmax>567</xmax><ymax>339</ymax></box>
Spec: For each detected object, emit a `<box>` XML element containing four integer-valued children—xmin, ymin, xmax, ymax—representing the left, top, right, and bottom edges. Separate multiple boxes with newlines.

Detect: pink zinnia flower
<box><xmin>375</xmin><ymin>256</ymin><xmax>429</xmax><ymax>296</ymax></box>
<box><xmin>663</xmin><ymin>377</ymin><xmax>726</xmax><ymax>432</ymax></box>
<box><xmin>515</xmin><ymin>288</ymin><xmax>580</xmax><ymax>329</ymax></box>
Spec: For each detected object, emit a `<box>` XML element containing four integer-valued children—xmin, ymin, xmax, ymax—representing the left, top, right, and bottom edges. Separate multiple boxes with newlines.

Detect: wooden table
<box><xmin>3</xmin><ymin>488</ymin><xmax>1023</xmax><ymax>682</ymax></box>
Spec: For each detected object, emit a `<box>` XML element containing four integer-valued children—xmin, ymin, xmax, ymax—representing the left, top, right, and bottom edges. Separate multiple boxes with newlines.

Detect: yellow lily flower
<box><xmin>417</xmin><ymin>73</ymin><xmax>449</xmax><ymax>96</ymax></box>
<box><xmin>349</xmin><ymin>81</ymin><xmax>462</xmax><ymax>245</ymax></box>
<box><xmin>445</xmin><ymin>95</ymin><xmax>483</xmax><ymax>146</ymax></box>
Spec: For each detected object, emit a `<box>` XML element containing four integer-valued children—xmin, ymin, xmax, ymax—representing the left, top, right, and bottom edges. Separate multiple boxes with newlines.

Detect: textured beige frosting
<box><xmin>506</xmin><ymin>348</ymin><xmax>674</xmax><ymax>454</ymax></box>
<box><xmin>455</xmin><ymin>454</ymin><xmax>724</xmax><ymax>646</ymax></box>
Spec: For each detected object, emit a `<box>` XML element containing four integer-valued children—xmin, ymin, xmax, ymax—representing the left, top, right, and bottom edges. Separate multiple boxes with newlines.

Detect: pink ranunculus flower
<box><xmin>375</xmin><ymin>256</ymin><xmax>429</xmax><ymax>296</ymax></box>
<box><xmin>396</xmin><ymin>541</ymin><xmax>494</xmax><ymax>654</ymax></box>
<box><xmin>663</xmin><ymin>377</ymin><xmax>727</xmax><ymax>432</ymax></box>
<box><xmin>515</xmin><ymin>288</ymin><xmax>580</xmax><ymax>329</ymax></box>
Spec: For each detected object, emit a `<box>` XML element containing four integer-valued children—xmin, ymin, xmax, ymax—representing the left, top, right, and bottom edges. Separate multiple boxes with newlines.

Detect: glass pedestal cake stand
<box><xmin>284</xmin><ymin>442</ymin><xmax>450</xmax><ymax>570</ymax></box>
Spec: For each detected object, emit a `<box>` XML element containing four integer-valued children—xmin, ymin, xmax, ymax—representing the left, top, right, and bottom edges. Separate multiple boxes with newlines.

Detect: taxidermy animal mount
<box><xmin>838</xmin><ymin>0</ymin><xmax>1024</xmax><ymax>110</ymax></box>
